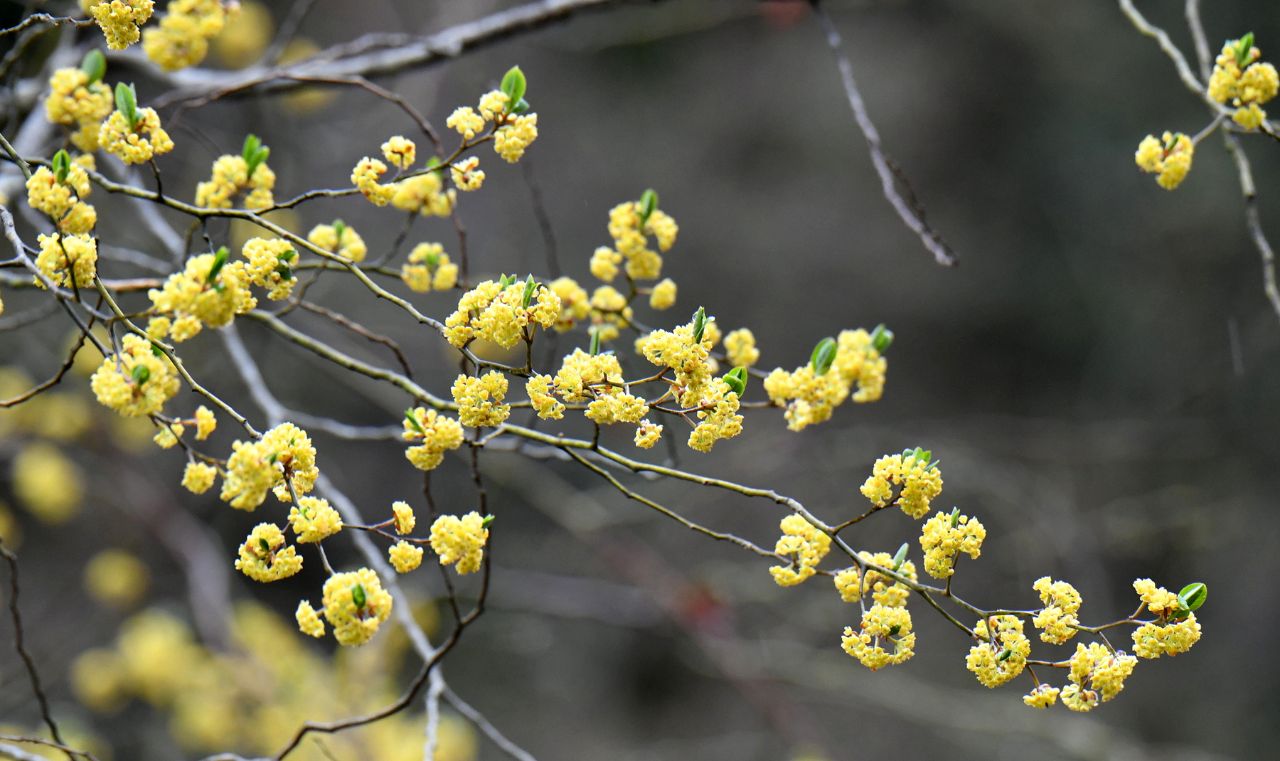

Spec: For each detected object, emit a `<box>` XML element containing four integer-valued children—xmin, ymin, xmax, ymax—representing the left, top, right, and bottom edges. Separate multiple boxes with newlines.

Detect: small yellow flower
<box><xmin>90</xmin><ymin>333</ymin><xmax>180</xmax><ymax>418</ymax></box>
<box><xmin>634</xmin><ymin>419</ymin><xmax>663</xmax><ymax>449</ymax></box>
<box><xmin>452</xmin><ymin>371</ymin><xmax>511</xmax><ymax>428</ymax></box>
<box><xmin>392</xmin><ymin>500</ymin><xmax>416</xmax><ymax>535</ymax></box>
<box><xmin>430</xmin><ymin>512</ymin><xmax>489</xmax><ymax>574</ymax></box>
<box><xmin>919</xmin><ymin>510</ymin><xmax>985</xmax><ymax>579</ymax></box>
<box><xmin>526</xmin><ymin>374</ymin><xmax>565</xmax><ymax>420</ymax></box>
<box><xmin>308</xmin><ymin>221</ymin><xmax>368</xmax><ymax>263</ymax></box>
<box><xmin>768</xmin><ymin>514</ymin><xmax>831</xmax><ymax>587</ymax></box>
<box><xmin>649</xmin><ymin>278</ymin><xmax>677</xmax><ymax>310</ymax></box>
<box><xmin>181</xmin><ymin>461</ymin><xmax>217</xmax><ymax>494</ymax></box>
<box><xmin>1134</xmin><ymin>132</ymin><xmax>1194</xmax><ymax>190</ymax></box>
<box><xmin>288</xmin><ymin>496</ymin><xmax>343</xmax><ymax>543</ymax></box>
<box><xmin>446</xmin><ymin>106</ymin><xmax>485</xmax><ymax>140</ymax></box>
<box><xmin>842</xmin><ymin>604</ymin><xmax>915</xmax><ymax>670</ymax></box>
<box><xmin>381</xmin><ymin>135</ymin><xmax>416</xmax><ymax>170</ymax></box>
<box><xmin>859</xmin><ymin>451</ymin><xmax>943</xmax><ymax>519</ymax></box>
<box><xmin>86</xmin><ymin>0</ymin><xmax>155</xmax><ymax>49</ymax></box>
<box><xmin>295</xmin><ymin>600</ymin><xmax>325</xmax><ymax>638</ymax></box>
<box><xmin>234</xmin><ymin>523</ymin><xmax>303</xmax><ymax>582</ymax></box>
<box><xmin>723</xmin><ymin>328</ymin><xmax>760</xmax><ymax>368</ymax></box>
<box><xmin>1023</xmin><ymin>684</ymin><xmax>1060</xmax><ymax>709</ymax></box>
<box><xmin>99</xmin><ymin>107</ymin><xmax>174</xmax><ymax>165</ymax></box>
<box><xmin>322</xmin><ymin>567</ymin><xmax>393</xmax><ymax>646</ymax></box>
<box><xmin>450</xmin><ymin>156</ymin><xmax>485</xmax><ymax>192</ymax></box>
<box><xmin>400</xmin><ymin>242</ymin><xmax>458</xmax><ymax>292</ymax></box>
<box><xmin>194</xmin><ymin>405</ymin><xmax>216</xmax><ymax>440</ymax></box>
<box><xmin>403</xmin><ymin>407</ymin><xmax>465</xmax><ymax>471</ymax></box>
<box><xmin>965</xmin><ymin>615</ymin><xmax>1031</xmax><ymax>688</ymax></box>
<box><xmin>1032</xmin><ymin>576</ymin><xmax>1082</xmax><ymax>645</ymax></box>
<box><xmin>35</xmin><ymin>232</ymin><xmax>97</xmax><ymax>289</ymax></box>
<box><xmin>389</xmin><ymin>541</ymin><xmax>424</xmax><ymax>574</ymax></box>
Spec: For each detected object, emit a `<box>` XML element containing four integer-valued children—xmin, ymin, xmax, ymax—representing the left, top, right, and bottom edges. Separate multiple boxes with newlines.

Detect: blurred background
<box><xmin>1</xmin><ymin>1</ymin><xmax>1278</xmax><ymax>759</ymax></box>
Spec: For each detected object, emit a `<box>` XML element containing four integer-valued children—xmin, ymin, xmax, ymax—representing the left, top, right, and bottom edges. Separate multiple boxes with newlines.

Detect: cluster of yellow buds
<box><xmin>1208</xmin><ymin>33</ymin><xmax>1279</xmax><ymax>130</ymax></box>
<box><xmin>319</xmin><ymin>568</ymin><xmax>393</xmax><ymax>646</ymax></box>
<box><xmin>1032</xmin><ymin>576</ymin><xmax>1082</xmax><ymax>644</ymax></box>
<box><xmin>308</xmin><ymin>219</ymin><xmax>368</xmax><ymax>263</ymax></box>
<box><xmin>89</xmin><ymin>333</ymin><xmax>180</xmax><ymax>417</ymax></box>
<box><xmin>764</xmin><ymin>326</ymin><xmax>889</xmax><ymax>431</ymax></box>
<box><xmin>350</xmin><ymin>137</ymin><xmax>456</xmax><ymax>216</ymax></box>
<box><xmin>400</xmin><ymin>242</ymin><xmax>458</xmax><ymax>292</ymax></box>
<box><xmin>858</xmin><ymin>447</ymin><xmax>943</xmax><ymax>519</ymax></box>
<box><xmin>592</xmin><ymin>189</ymin><xmax>678</xmax><ymax>286</ymax></box>
<box><xmin>146</xmin><ymin>248</ymin><xmax>256</xmax><ymax>342</ymax></box>
<box><xmin>429</xmin><ymin>511</ymin><xmax>491</xmax><ymax>574</ymax></box>
<box><xmin>768</xmin><ymin>514</ymin><xmax>831</xmax><ymax>586</ymax></box>
<box><xmin>219</xmin><ymin>422</ymin><xmax>318</xmax><ymax>511</ymax></box>
<box><xmin>35</xmin><ymin>232</ymin><xmax>98</xmax><ymax>290</ymax></box>
<box><xmin>44</xmin><ymin>52</ymin><xmax>113</xmax><ymax>152</ymax></box>
<box><xmin>27</xmin><ymin>151</ymin><xmax>97</xmax><ymax>234</ymax></box>
<box><xmin>1129</xmin><ymin>579</ymin><xmax>1203</xmax><ymax>659</ymax></box>
<box><xmin>919</xmin><ymin>508</ymin><xmax>985</xmax><ymax>579</ymax></box>
<box><xmin>452</xmin><ymin>371</ymin><xmax>511</xmax><ymax>427</ymax></box>
<box><xmin>287</xmin><ymin>496</ymin><xmax>343</xmax><ymax>543</ymax></box>
<box><xmin>234</xmin><ymin>523</ymin><xmax>303</xmax><ymax>582</ymax></box>
<box><xmin>1135</xmin><ymin>131</ymin><xmax>1195</xmax><ymax>190</ymax></box>
<box><xmin>143</xmin><ymin>0</ymin><xmax>234</xmax><ymax>71</ymax></box>
<box><xmin>84</xmin><ymin>0</ymin><xmax>154</xmax><ymax>50</ymax></box>
<box><xmin>966</xmin><ymin>615</ymin><xmax>1032</xmax><ymax>688</ymax></box>
<box><xmin>194</xmin><ymin>135</ymin><xmax>275</xmax><ymax>209</ymax></box>
<box><xmin>402</xmin><ymin>407</ymin><xmax>464</xmax><ymax>471</ymax></box>
<box><xmin>152</xmin><ymin>405</ymin><xmax>217</xmax><ymax>450</ymax></box>
<box><xmin>98</xmin><ymin>83</ymin><xmax>174</xmax><ymax>165</ymax></box>
<box><xmin>843</xmin><ymin>603</ymin><xmax>915</xmax><ymax>670</ymax></box>
<box><xmin>241</xmin><ymin>237</ymin><xmax>298</xmax><ymax>300</ymax></box>
<box><xmin>447</xmin><ymin>67</ymin><xmax>540</xmax><ymax>164</ymax></box>
<box><xmin>444</xmin><ymin>275</ymin><xmax>561</xmax><ymax>349</ymax></box>
<box><xmin>723</xmin><ymin>328</ymin><xmax>760</xmax><ymax>368</ymax></box>
<box><xmin>548</xmin><ymin>277</ymin><xmax>591</xmax><ymax>332</ymax></box>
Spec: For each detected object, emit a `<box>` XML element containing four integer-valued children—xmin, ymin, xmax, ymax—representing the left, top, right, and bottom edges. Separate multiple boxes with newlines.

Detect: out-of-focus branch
<box><xmin>811</xmin><ymin>2</ymin><xmax>957</xmax><ymax>267</ymax></box>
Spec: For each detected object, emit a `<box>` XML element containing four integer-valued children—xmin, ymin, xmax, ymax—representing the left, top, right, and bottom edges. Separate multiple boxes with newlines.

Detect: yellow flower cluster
<box><xmin>859</xmin><ymin>450</ymin><xmax>943</xmax><ymax>519</ymax></box>
<box><xmin>588</xmin><ymin>284</ymin><xmax>632</xmax><ymax>341</ymax></box>
<box><xmin>494</xmin><ymin>112</ymin><xmax>538</xmax><ymax>163</ymax></box>
<box><xmin>856</xmin><ymin>551</ymin><xmax>917</xmax><ymax>607</ymax></box>
<box><xmin>723</xmin><ymin>328</ymin><xmax>759</xmax><ymax>368</ymax></box>
<box><xmin>322</xmin><ymin>567</ymin><xmax>394</xmax><ymax>646</ymax></box>
<box><xmin>181</xmin><ymin>461</ymin><xmax>217</xmax><ymax>494</ymax></box>
<box><xmin>1023</xmin><ymin>684</ymin><xmax>1060</xmax><ymax>709</ymax></box>
<box><xmin>389</xmin><ymin>541</ymin><xmax>424</xmax><ymax>573</ymax></box>
<box><xmin>547</xmin><ymin>279</ymin><xmax>590</xmax><ymax>332</ymax></box>
<box><xmin>550</xmin><ymin>348</ymin><xmax>622</xmax><ymax>403</ymax></box>
<box><xmin>295</xmin><ymin>600</ymin><xmax>325</xmax><ymax>638</ymax></box>
<box><xmin>99</xmin><ymin>107</ymin><xmax>174</xmax><ymax>165</ymax></box>
<box><xmin>234</xmin><ymin>523</ymin><xmax>303</xmax><ymax>582</ymax></box>
<box><xmin>351</xmin><ymin>157</ymin><xmax>394</xmax><ymax>206</ymax></box>
<box><xmin>687</xmin><ymin>377</ymin><xmax>744</xmax><ymax>452</ymax></box>
<box><xmin>392</xmin><ymin>501</ymin><xmax>415</xmax><ymax>535</ymax></box>
<box><xmin>768</xmin><ymin>514</ymin><xmax>831</xmax><ymax>587</ymax></box>
<box><xmin>965</xmin><ymin>615</ymin><xmax>1031</xmax><ymax>688</ymax></box>
<box><xmin>634</xmin><ymin>419</ymin><xmax>663</xmax><ymax>448</ymax></box>
<box><xmin>1132</xmin><ymin>577</ymin><xmax>1179</xmax><ymax>617</ymax></box>
<box><xmin>389</xmin><ymin>171</ymin><xmax>455</xmax><ymax>217</ymax></box>
<box><xmin>402</xmin><ymin>407</ymin><xmax>464</xmax><ymax>471</ymax></box>
<box><xmin>525</xmin><ymin>373</ymin><xmax>564</xmax><ymax>420</ymax></box>
<box><xmin>307</xmin><ymin>221</ymin><xmax>367</xmax><ymax>263</ymax></box>
<box><xmin>85</xmin><ymin>0</ymin><xmax>154</xmax><ymax>49</ymax></box>
<box><xmin>241</xmin><ymin>237</ymin><xmax>297</xmax><ymax>300</ymax></box>
<box><xmin>429</xmin><ymin>512</ymin><xmax>489</xmax><ymax>574</ymax></box>
<box><xmin>842</xmin><ymin>604</ymin><xmax>915</xmax><ymax>670</ymax></box>
<box><xmin>400</xmin><ymin>242</ymin><xmax>458</xmax><ymax>292</ymax></box>
<box><xmin>287</xmin><ymin>496</ymin><xmax>343</xmax><ymax>543</ymax></box>
<box><xmin>1208</xmin><ymin>36</ymin><xmax>1279</xmax><ymax>130</ymax></box>
<box><xmin>444</xmin><ymin>278</ymin><xmax>561</xmax><ymax>348</ymax></box>
<box><xmin>648</xmin><ymin>277</ymin><xmax>677</xmax><ymax>310</ymax></box>
<box><xmin>635</xmin><ymin>315</ymin><xmax>715</xmax><ymax>406</ymax></box>
<box><xmin>447</xmin><ymin>86</ymin><xmax>540</xmax><ymax>163</ymax></box>
<box><xmin>452</xmin><ymin>371</ymin><xmax>511</xmax><ymax>427</ymax></box>
<box><xmin>919</xmin><ymin>510</ymin><xmax>985</xmax><ymax>579</ymax></box>
<box><xmin>764</xmin><ymin>329</ymin><xmax>886</xmax><ymax>431</ymax></box>
<box><xmin>35</xmin><ymin>232</ymin><xmax>98</xmax><ymax>288</ymax></box>
<box><xmin>27</xmin><ymin>163</ymin><xmax>96</xmax><ymax>234</ymax></box>
<box><xmin>1129</xmin><ymin>578</ymin><xmax>1202</xmax><ymax>659</ymax></box>
<box><xmin>1061</xmin><ymin>642</ymin><xmax>1137</xmax><ymax>712</ymax></box>
<box><xmin>381</xmin><ymin>135</ymin><xmax>416</xmax><ymax>169</ymax></box>
<box><xmin>143</xmin><ymin>0</ymin><xmax>233</xmax><ymax>71</ymax></box>
<box><xmin>451</xmin><ymin>156</ymin><xmax>485</xmax><ymax>191</ymax></box>
<box><xmin>1134</xmin><ymin>132</ymin><xmax>1194</xmax><ymax>191</ymax></box>
<box><xmin>195</xmin><ymin>405</ymin><xmax>216</xmax><ymax>438</ymax></box>
<box><xmin>1032</xmin><ymin>576</ymin><xmax>1082</xmax><ymax>644</ymax></box>
<box><xmin>594</xmin><ymin>197</ymin><xmax>678</xmax><ymax>284</ymax></box>
<box><xmin>90</xmin><ymin>334</ymin><xmax>179</xmax><ymax>417</ymax></box>
<box><xmin>194</xmin><ymin>155</ymin><xmax>274</xmax><ymax>209</ymax></box>
<box><xmin>219</xmin><ymin>422</ymin><xmax>318</xmax><ymax>511</ymax></box>
<box><xmin>147</xmin><ymin>251</ymin><xmax>256</xmax><ymax>341</ymax></box>
<box><xmin>351</xmin><ymin>137</ymin><xmax>457</xmax><ymax>215</ymax></box>
<box><xmin>45</xmin><ymin>68</ymin><xmax>113</xmax><ymax>152</ymax></box>
<box><xmin>585</xmin><ymin>388</ymin><xmax>648</xmax><ymax>426</ymax></box>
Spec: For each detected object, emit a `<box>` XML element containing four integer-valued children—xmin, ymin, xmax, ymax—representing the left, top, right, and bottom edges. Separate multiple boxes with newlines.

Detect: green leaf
<box><xmin>114</xmin><ymin>82</ymin><xmax>138</xmax><ymax>129</ymax></box>
<box><xmin>511</xmin><ymin>97</ymin><xmax>532</xmax><ymax>115</ymax></box>
<box><xmin>997</xmin><ymin>648</ymin><xmax>1013</xmax><ymax>662</ymax></box>
<box><xmin>150</xmin><ymin>342</ymin><xmax>164</xmax><ymax>358</ymax></box>
<box><xmin>723</xmin><ymin>366</ymin><xmax>748</xmax><ymax>396</ymax></box>
<box><xmin>276</xmin><ymin>248</ymin><xmax>296</xmax><ymax>262</ymax></box>
<box><xmin>1178</xmin><ymin>582</ymin><xmax>1207</xmax><ymax>612</ymax></box>
<box><xmin>949</xmin><ymin>506</ymin><xmax>960</xmax><ymax>527</ymax></box>
<box><xmin>51</xmin><ymin>150</ymin><xmax>70</xmax><ymax>184</ymax></box>
<box><xmin>870</xmin><ymin>323</ymin><xmax>894</xmax><ymax>353</ymax></box>
<box><xmin>405</xmin><ymin>408</ymin><xmax>426</xmax><ymax>434</ymax></box>
<box><xmin>80</xmin><ymin>49</ymin><xmax>106</xmax><ymax>84</ymax></box>
<box><xmin>521</xmin><ymin>274</ymin><xmax>537</xmax><ymax>308</ymax></box>
<box><xmin>481</xmin><ymin>514</ymin><xmax>496</xmax><ymax>528</ymax></box>
<box><xmin>1236</xmin><ymin>32</ymin><xmax>1255</xmax><ymax>68</ymax></box>
<box><xmin>130</xmin><ymin>365</ymin><xmax>150</xmax><ymax>385</ymax></box>
<box><xmin>258</xmin><ymin>538</ymin><xmax>271</xmax><ymax>554</ymax></box>
<box><xmin>891</xmin><ymin>542</ymin><xmax>908</xmax><ymax>572</ymax></box>
<box><xmin>242</xmin><ymin>134</ymin><xmax>269</xmax><ymax>180</ymax></box>
<box><xmin>639</xmin><ymin>188</ymin><xmax>659</xmax><ymax>223</ymax></box>
<box><xmin>691</xmin><ymin>306</ymin><xmax>707</xmax><ymax>344</ymax></box>
<box><xmin>425</xmin><ymin>252</ymin><xmax>440</xmax><ymax>268</ymax></box>
<box><xmin>332</xmin><ymin>219</ymin><xmax>346</xmax><ymax>245</ymax></box>
<box><xmin>810</xmin><ymin>337</ymin><xmax>837</xmax><ymax>376</ymax></box>
<box><xmin>274</xmin><ymin>263</ymin><xmax>293</xmax><ymax>280</ymax></box>
<box><xmin>887</xmin><ymin>624</ymin><xmax>901</xmax><ymax>637</ymax></box>
<box><xmin>205</xmin><ymin>247</ymin><xmax>229</xmax><ymax>285</ymax></box>
<box><xmin>589</xmin><ymin>326</ymin><xmax>601</xmax><ymax>356</ymax></box>
<box><xmin>498</xmin><ymin>273</ymin><xmax>515</xmax><ymax>288</ymax></box>
<box><xmin>352</xmin><ymin>583</ymin><xmax>367</xmax><ymax>609</ymax></box>
<box><xmin>500</xmin><ymin>66</ymin><xmax>527</xmax><ymax>112</ymax></box>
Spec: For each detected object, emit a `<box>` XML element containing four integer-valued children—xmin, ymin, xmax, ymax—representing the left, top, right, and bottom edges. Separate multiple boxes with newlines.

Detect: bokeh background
<box><xmin>1</xmin><ymin>1</ymin><xmax>1278</xmax><ymax>759</ymax></box>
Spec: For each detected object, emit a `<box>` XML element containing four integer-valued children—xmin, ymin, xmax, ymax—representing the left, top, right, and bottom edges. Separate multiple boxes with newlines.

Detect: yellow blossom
<box><xmin>549</xmin><ymin>277</ymin><xmax>590</xmax><ymax>331</ymax></box>
<box><xmin>429</xmin><ymin>512</ymin><xmax>489</xmax><ymax>574</ymax></box>
<box><xmin>181</xmin><ymin>461</ymin><xmax>217</xmax><ymax>494</ymax></box>
<box><xmin>400</xmin><ymin>242</ymin><xmax>458</xmax><ymax>292</ymax></box>
<box><xmin>219</xmin><ymin>422</ymin><xmax>318</xmax><ymax>510</ymax></box>
<box><xmin>351</xmin><ymin>156</ymin><xmax>394</xmax><ymax>206</ymax></box>
<box><xmin>1135</xmin><ymin>132</ymin><xmax>1194</xmax><ymax>190</ymax></box>
<box><xmin>842</xmin><ymin>604</ymin><xmax>915</xmax><ymax>670</ymax></box>
<box><xmin>769</xmin><ymin>514</ymin><xmax>831</xmax><ymax>587</ymax></box>
<box><xmin>392</xmin><ymin>501</ymin><xmax>416</xmax><ymax>535</ymax></box>
<box><xmin>919</xmin><ymin>510</ymin><xmax>985</xmax><ymax>579</ymax></box>
<box><xmin>143</xmin><ymin>0</ymin><xmax>232</xmax><ymax>71</ymax></box>
<box><xmin>241</xmin><ymin>237</ymin><xmax>297</xmax><ymax>300</ymax></box>
<box><xmin>723</xmin><ymin>328</ymin><xmax>760</xmax><ymax>368</ymax></box>
<box><xmin>45</xmin><ymin>68</ymin><xmax>113</xmax><ymax>150</ymax></box>
<box><xmin>86</xmin><ymin>0</ymin><xmax>155</xmax><ymax>49</ymax></box>
<box><xmin>493</xmin><ymin>113</ymin><xmax>538</xmax><ymax>163</ymax></box>
<box><xmin>590</xmin><ymin>246</ymin><xmax>621</xmax><ymax>282</ymax></box>
<box><xmin>322</xmin><ymin>567</ymin><xmax>393</xmax><ymax>646</ymax></box>
<box><xmin>634</xmin><ymin>419</ymin><xmax>663</xmax><ymax>449</ymax></box>
<box><xmin>194</xmin><ymin>154</ymin><xmax>275</xmax><ymax>210</ymax></box>
<box><xmin>403</xmin><ymin>407</ymin><xmax>465</xmax><ymax>471</ymax></box>
<box><xmin>389</xmin><ymin>170</ymin><xmax>454</xmax><ymax>217</ymax></box>
<box><xmin>452</xmin><ymin>371</ymin><xmax>510</xmax><ymax>427</ymax></box>
<box><xmin>649</xmin><ymin>278</ymin><xmax>677</xmax><ymax>310</ymax></box>
<box><xmin>526</xmin><ymin>374</ymin><xmax>565</xmax><ymax>420</ymax></box>
<box><xmin>194</xmin><ymin>405</ymin><xmax>216</xmax><ymax>439</ymax></box>
<box><xmin>381</xmin><ymin>135</ymin><xmax>416</xmax><ymax>170</ymax></box>
<box><xmin>1023</xmin><ymin>684</ymin><xmax>1060</xmax><ymax>709</ymax></box>
<box><xmin>966</xmin><ymin>615</ymin><xmax>1031</xmax><ymax>688</ymax></box>
<box><xmin>234</xmin><ymin>523</ymin><xmax>303</xmax><ymax>582</ymax></box>
<box><xmin>859</xmin><ymin>450</ymin><xmax>943</xmax><ymax>519</ymax></box>
<box><xmin>450</xmin><ymin>156</ymin><xmax>485</xmax><ymax>191</ymax></box>
<box><xmin>287</xmin><ymin>496</ymin><xmax>343</xmax><ymax>543</ymax></box>
<box><xmin>1061</xmin><ymin>642</ymin><xmax>1137</xmax><ymax>711</ymax></box>
<box><xmin>1032</xmin><ymin>576</ymin><xmax>1082</xmax><ymax>645</ymax></box>
<box><xmin>389</xmin><ymin>541</ymin><xmax>424</xmax><ymax>573</ymax></box>
<box><xmin>858</xmin><ymin>551</ymin><xmax>917</xmax><ymax>607</ymax></box>
<box><xmin>1132</xmin><ymin>614</ymin><xmax>1201</xmax><ymax>659</ymax></box>
<box><xmin>35</xmin><ymin>232</ymin><xmax>98</xmax><ymax>289</ymax></box>
<box><xmin>444</xmin><ymin>279</ymin><xmax>561</xmax><ymax>349</ymax></box>
<box><xmin>26</xmin><ymin>164</ymin><xmax>95</xmax><ymax>232</ymax></box>
<box><xmin>147</xmin><ymin>251</ymin><xmax>256</xmax><ymax>340</ymax></box>
<box><xmin>99</xmin><ymin>106</ymin><xmax>174</xmax><ymax>165</ymax></box>
<box><xmin>90</xmin><ymin>333</ymin><xmax>180</xmax><ymax>417</ymax></box>
<box><xmin>295</xmin><ymin>600</ymin><xmax>325</xmax><ymax>638</ymax></box>
<box><xmin>1208</xmin><ymin>37</ymin><xmax>1279</xmax><ymax>130</ymax></box>
<box><xmin>153</xmin><ymin>421</ymin><xmax>184</xmax><ymax>448</ymax></box>
<box><xmin>687</xmin><ymin>377</ymin><xmax>743</xmax><ymax>452</ymax></box>
<box><xmin>446</xmin><ymin>106</ymin><xmax>485</xmax><ymax>140</ymax></box>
